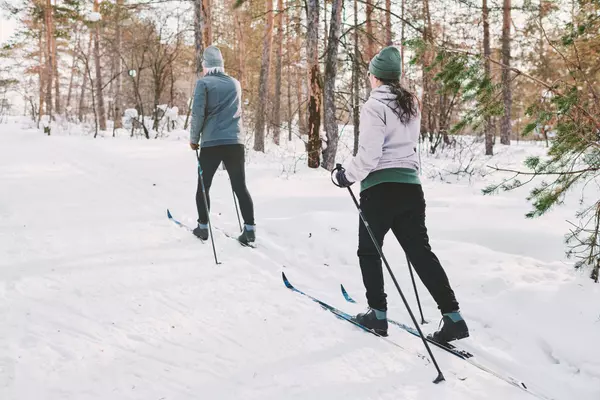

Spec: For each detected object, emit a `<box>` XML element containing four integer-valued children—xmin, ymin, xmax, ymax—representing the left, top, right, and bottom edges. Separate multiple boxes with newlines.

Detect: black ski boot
<box><xmin>192</xmin><ymin>224</ymin><xmax>209</xmax><ymax>241</ymax></box>
<box><xmin>430</xmin><ymin>312</ymin><xmax>469</xmax><ymax>344</ymax></box>
<box><xmin>353</xmin><ymin>309</ymin><xmax>388</xmax><ymax>336</ymax></box>
<box><xmin>238</xmin><ymin>225</ymin><xmax>256</xmax><ymax>245</ymax></box>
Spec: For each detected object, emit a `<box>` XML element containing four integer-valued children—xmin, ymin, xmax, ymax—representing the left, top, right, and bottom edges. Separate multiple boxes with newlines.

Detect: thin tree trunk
<box><xmin>79</xmin><ymin>34</ymin><xmax>92</xmax><ymax>123</ymax></box>
<box><xmin>234</xmin><ymin>12</ymin><xmax>245</xmax><ymax>88</ymax></box>
<box><xmin>93</xmin><ymin>0</ymin><xmax>106</xmax><ymax>131</ymax></box>
<box><xmin>44</xmin><ymin>0</ymin><xmax>53</xmax><ymax>131</ymax></box>
<box><xmin>78</xmin><ymin>32</ymin><xmax>93</xmax><ymax>122</ymax></box>
<box><xmin>322</xmin><ymin>0</ymin><xmax>343</xmax><ymax>170</ymax></box>
<box><xmin>421</xmin><ymin>0</ymin><xmax>433</xmax><ymax>140</ymax></box>
<box><xmin>323</xmin><ymin>1</ymin><xmax>328</xmax><ymax>51</ymax></box>
<box><xmin>352</xmin><ymin>0</ymin><xmax>360</xmax><ymax>156</ymax></box>
<box><xmin>203</xmin><ymin>0</ymin><xmax>213</xmax><ymax>45</ymax></box>
<box><xmin>53</xmin><ymin>31</ymin><xmax>60</xmax><ymax>116</ymax></box>
<box><xmin>366</xmin><ymin>0</ymin><xmax>374</xmax><ymax>60</ymax></box>
<box><xmin>38</xmin><ymin>23</ymin><xmax>45</xmax><ymax>129</ymax></box>
<box><xmin>286</xmin><ymin>2</ymin><xmax>293</xmax><ymax>142</ymax></box>
<box><xmin>253</xmin><ymin>0</ymin><xmax>274</xmax><ymax>152</ymax></box>
<box><xmin>81</xmin><ymin>49</ymin><xmax>98</xmax><ymax>137</ymax></box>
<box><xmin>272</xmin><ymin>0</ymin><xmax>284</xmax><ymax>145</ymax></box>
<box><xmin>500</xmin><ymin>0</ymin><xmax>512</xmax><ymax>145</ymax></box>
<box><xmin>401</xmin><ymin>0</ymin><xmax>405</xmax><ymax>70</ymax></box>
<box><xmin>364</xmin><ymin>0</ymin><xmax>374</xmax><ymax>96</ymax></box>
<box><xmin>483</xmin><ymin>0</ymin><xmax>494</xmax><ymax>155</ymax></box>
<box><xmin>66</xmin><ymin>53</ymin><xmax>77</xmax><ymax>115</ymax></box>
<box><xmin>114</xmin><ymin>0</ymin><xmax>124</xmax><ymax>131</ymax></box>
<box><xmin>295</xmin><ymin>3</ymin><xmax>306</xmax><ymax>137</ymax></box>
<box><xmin>306</xmin><ymin>0</ymin><xmax>322</xmax><ymax>168</ymax></box>
<box><xmin>66</xmin><ymin>27</ymin><xmax>80</xmax><ymax>115</ymax></box>
<box><xmin>385</xmin><ymin>0</ymin><xmax>392</xmax><ymax>45</ymax></box>
<box><xmin>194</xmin><ymin>0</ymin><xmax>205</xmax><ymax>77</ymax></box>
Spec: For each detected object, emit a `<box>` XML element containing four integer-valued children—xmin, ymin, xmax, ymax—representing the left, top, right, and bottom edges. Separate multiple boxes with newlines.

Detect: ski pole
<box><xmin>232</xmin><ymin>186</ymin><xmax>242</xmax><ymax>231</ymax></box>
<box><xmin>196</xmin><ymin>150</ymin><xmax>220</xmax><ymax>265</ymax></box>
<box><xmin>222</xmin><ymin>163</ymin><xmax>243</xmax><ymax>232</ymax></box>
<box><xmin>406</xmin><ymin>255</ymin><xmax>427</xmax><ymax>325</ymax></box>
<box><xmin>332</xmin><ymin>164</ymin><xmax>444</xmax><ymax>384</ymax></box>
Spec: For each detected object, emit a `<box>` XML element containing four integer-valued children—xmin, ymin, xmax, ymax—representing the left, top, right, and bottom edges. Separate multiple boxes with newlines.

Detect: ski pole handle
<box><xmin>331</xmin><ymin>164</ymin><xmax>346</xmax><ymax>188</ymax></box>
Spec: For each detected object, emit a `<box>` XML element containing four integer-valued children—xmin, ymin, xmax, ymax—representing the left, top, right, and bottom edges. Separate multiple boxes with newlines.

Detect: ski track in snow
<box><xmin>1</xmin><ymin>121</ymin><xmax>599</xmax><ymax>399</ymax></box>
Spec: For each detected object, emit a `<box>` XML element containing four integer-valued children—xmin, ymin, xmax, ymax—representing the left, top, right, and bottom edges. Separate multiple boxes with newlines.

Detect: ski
<box><xmin>167</xmin><ymin>209</ymin><xmax>254</xmax><ymax>248</ymax></box>
<box><xmin>282</xmin><ymin>272</ymin><xmax>434</xmax><ymax>365</ymax></box>
<box><xmin>218</xmin><ymin>227</ymin><xmax>256</xmax><ymax>248</ymax></box>
<box><xmin>167</xmin><ymin>209</ymin><xmax>204</xmax><ymax>243</ymax></box>
<box><xmin>340</xmin><ymin>284</ymin><xmax>552</xmax><ymax>399</ymax></box>
<box><xmin>341</xmin><ymin>284</ymin><xmax>472</xmax><ymax>359</ymax></box>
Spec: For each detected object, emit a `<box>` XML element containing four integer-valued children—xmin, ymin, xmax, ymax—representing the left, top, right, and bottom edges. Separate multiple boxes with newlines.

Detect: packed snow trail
<box><xmin>1</xmin><ymin>121</ymin><xmax>599</xmax><ymax>399</ymax></box>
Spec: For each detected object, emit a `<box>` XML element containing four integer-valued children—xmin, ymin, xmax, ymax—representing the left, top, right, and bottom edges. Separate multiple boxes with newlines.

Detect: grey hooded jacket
<box><xmin>345</xmin><ymin>85</ymin><xmax>421</xmax><ymax>183</ymax></box>
<box><xmin>190</xmin><ymin>72</ymin><xmax>244</xmax><ymax>148</ymax></box>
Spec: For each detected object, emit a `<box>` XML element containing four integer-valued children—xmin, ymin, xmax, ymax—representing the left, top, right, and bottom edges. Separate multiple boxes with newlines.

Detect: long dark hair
<box><xmin>379</xmin><ymin>79</ymin><xmax>419</xmax><ymax>125</ymax></box>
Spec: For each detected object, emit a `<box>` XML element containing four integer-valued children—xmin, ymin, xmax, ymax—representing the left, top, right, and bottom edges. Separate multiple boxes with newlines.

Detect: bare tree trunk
<box><xmin>272</xmin><ymin>0</ymin><xmax>284</xmax><ymax>145</ymax></box>
<box><xmin>366</xmin><ymin>0</ymin><xmax>374</xmax><ymax>60</ymax></box>
<box><xmin>306</xmin><ymin>0</ymin><xmax>322</xmax><ymax>168</ymax></box>
<box><xmin>53</xmin><ymin>32</ymin><xmax>61</xmax><ymax>116</ymax></box>
<box><xmin>421</xmin><ymin>0</ymin><xmax>433</xmax><ymax>140</ymax></box>
<box><xmin>401</xmin><ymin>0</ymin><xmax>405</xmax><ymax>70</ymax></box>
<box><xmin>253</xmin><ymin>0</ymin><xmax>274</xmax><ymax>152</ymax></box>
<box><xmin>194</xmin><ymin>0</ymin><xmax>205</xmax><ymax>77</ymax></box>
<box><xmin>38</xmin><ymin>23</ymin><xmax>45</xmax><ymax>129</ymax></box>
<box><xmin>114</xmin><ymin>0</ymin><xmax>124</xmax><ymax>131</ymax></box>
<box><xmin>44</xmin><ymin>0</ymin><xmax>53</xmax><ymax>131</ymax></box>
<box><xmin>295</xmin><ymin>3</ymin><xmax>306</xmax><ymax>137</ymax></box>
<box><xmin>79</xmin><ymin>34</ymin><xmax>92</xmax><ymax>123</ymax></box>
<box><xmin>234</xmin><ymin>13</ymin><xmax>245</xmax><ymax>88</ymax></box>
<box><xmin>286</xmin><ymin>2</ymin><xmax>293</xmax><ymax>142</ymax></box>
<box><xmin>322</xmin><ymin>0</ymin><xmax>343</xmax><ymax>170</ymax></box>
<box><xmin>323</xmin><ymin>1</ymin><xmax>328</xmax><ymax>51</ymax></box>
<box><xmin>66</xmin><ymin>55</ymin><xmax>77</xmax><ymax>116</ymax></box>
<box><xmin>483</xmin><ymin>0</ymin><xmax>494</xmax><ymax>155</ymax></box>
<box><xmin>203</xmin><ymin>0</ymin><xmax>213</xmax><ymax>44</ymax></box>
<box><xmin>500</xmin><ymin>0</ymin><xmax>512</xmax><ymax>145</ymax></box>
<box><xmin>93</xmin><ymin>0</ymin><xmax>106</xmax><ymax>131</ymax></box>
<box><xmin>66</xmin><ymin>28</ymin><xmax>80</xmax><ymax>117</ymax></box>
<box><xmin>385</xmin><ymin>0</ymin><xmax>392</xmax><ymax>45</ymax></box>
<box><xmin>352</xmin><ymin>0</ymin><xmax>360</xmax><ymax>156</ymax></box>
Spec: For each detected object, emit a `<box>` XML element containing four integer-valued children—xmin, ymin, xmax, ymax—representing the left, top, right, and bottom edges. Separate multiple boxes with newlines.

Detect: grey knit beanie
<box><xmin>203</xmin><ymin>46</ymin><xmax>224</xmax><ymax>68</ymax></box>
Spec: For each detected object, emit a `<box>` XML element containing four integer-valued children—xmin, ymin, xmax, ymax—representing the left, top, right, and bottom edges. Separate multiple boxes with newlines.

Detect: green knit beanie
<box><xmin>203</xmin><ymin>45</ymin><xmax>224</xmax><ymax>68</ymax></box>
<box><xmin>369</xmin><ymin>46</ymin><xmax>402</xmax><ymax>80</ymax></box>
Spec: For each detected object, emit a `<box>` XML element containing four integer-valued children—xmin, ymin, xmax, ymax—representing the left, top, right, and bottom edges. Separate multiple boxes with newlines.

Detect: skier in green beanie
<box><xmin>334</xmin><ymin>46</ymin><xmax>469</xmax><ymax>344</ymax></box>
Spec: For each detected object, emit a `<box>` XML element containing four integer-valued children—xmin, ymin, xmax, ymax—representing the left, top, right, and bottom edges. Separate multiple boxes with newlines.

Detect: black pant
<box><xmin>196</xmin><ymin>144</ymin><xmax>255</xmax><ymax>226</ymax></box>
<box><xmin>357</xmin><ymin>182</ymin><xmax>459</xmax><ymax>314</ymax></box>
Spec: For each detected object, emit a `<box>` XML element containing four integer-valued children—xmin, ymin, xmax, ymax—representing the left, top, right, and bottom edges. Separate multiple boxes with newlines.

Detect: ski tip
<box><xmin>167</xmin><ymin>209</ymin><xmax>173</xmax><ymax>219</ymax></box>
<box><xmin>282</xmin><ymin>272</ymin><xmax>294</xmax><ymax>289</ymax></box>
<box><xmin>340</xmin><ymin>284</ymin><xmax>356</xmax><ymax>303</ymax></box>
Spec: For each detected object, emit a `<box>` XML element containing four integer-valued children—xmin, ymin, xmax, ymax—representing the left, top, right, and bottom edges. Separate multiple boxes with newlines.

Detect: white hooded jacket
<box><xmin>345</xmin><ymin>85</ymin><xmax>421</xmax><ymax>183</ymax></box>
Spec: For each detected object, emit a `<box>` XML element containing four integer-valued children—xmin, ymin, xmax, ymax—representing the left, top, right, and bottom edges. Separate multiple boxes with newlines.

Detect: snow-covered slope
<box><xmin>1</xmin><ymin>121</ymin><xmax>598</xmax><ymax>400</ymax></box>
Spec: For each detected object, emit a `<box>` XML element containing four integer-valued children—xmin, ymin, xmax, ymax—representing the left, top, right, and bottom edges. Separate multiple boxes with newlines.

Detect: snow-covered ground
<box><xmin>1</xmin><ymin>119</ymin><xmax>599</xmax><ymax>400</ymax></box>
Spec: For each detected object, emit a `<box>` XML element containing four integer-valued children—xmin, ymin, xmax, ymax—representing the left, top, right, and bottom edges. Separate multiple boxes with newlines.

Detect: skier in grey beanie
<box><xmin>189</xmin><ymin>45</ymin><xmax>256</xmax><ymax>245</ymax></box>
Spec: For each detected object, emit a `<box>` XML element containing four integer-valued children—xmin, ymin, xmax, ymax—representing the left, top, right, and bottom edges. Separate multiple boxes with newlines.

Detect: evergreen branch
<box><xmin>436</xmin><ymin>45</ymin><xmax>600</xmax><ymax>134</ymax></box>
<box><xmin>486</xmin><ymin>165</ymin><xmax>600</xmax><ymax>176</ymax></box>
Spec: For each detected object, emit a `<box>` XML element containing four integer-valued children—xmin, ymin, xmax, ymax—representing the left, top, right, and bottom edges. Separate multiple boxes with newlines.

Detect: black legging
<box><xmin>357</xmin><ymin>182</ymin><xmax>459</xmax><ymax>314</ymax></box>
<box><xmin>196</xmin><ymin>144</ymin><xmax>255</xmax><ymax>226</ymax></box>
